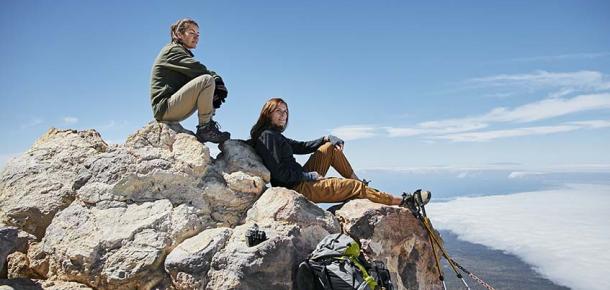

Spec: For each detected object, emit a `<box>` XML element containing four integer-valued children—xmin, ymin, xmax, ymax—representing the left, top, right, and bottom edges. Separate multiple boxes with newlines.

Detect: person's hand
<box><xmin>213</xmin><ymin>76</ymin><xmax>228</xmax><ymax>108</ymax></box>
<box><xmin>303</xmin><ymin>171</ymin><xmax>323</xmax><ymax>181</ymax></box>
<box><xmin>327</xmin><ymin>135</ymin><xmax>344</xmax><ymax>150</ymax></box>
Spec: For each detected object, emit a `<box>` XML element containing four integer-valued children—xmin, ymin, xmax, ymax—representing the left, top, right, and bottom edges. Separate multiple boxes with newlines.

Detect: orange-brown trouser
<box><xmin>293</xmin><ymin>143</ymin><xmax>395</xmax><ymax>205</ymax></box>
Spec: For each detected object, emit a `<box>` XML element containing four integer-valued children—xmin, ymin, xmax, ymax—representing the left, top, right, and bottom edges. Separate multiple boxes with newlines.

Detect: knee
<box><xmin>318</xmin><ymin>142</ymin><xmax>335</xmax><ymax>154</ymax></box>
<box><xmin>192</xmin><ymin>74</ymin><xmax>215</xmax><ymax>89</ymax></box>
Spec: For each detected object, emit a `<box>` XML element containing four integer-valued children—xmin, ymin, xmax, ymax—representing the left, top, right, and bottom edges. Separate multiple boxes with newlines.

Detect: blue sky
<box><xmin>1</xmin><ymin>0</ymin><xmax>609</xmax><ymax>172</ymax></box>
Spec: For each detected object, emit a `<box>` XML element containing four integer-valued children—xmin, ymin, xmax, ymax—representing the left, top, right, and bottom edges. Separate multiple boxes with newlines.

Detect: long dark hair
<box><xmin>250</xmin><ymin>98</ymin><xmax>289</xmax><ymax>141</ymax></box>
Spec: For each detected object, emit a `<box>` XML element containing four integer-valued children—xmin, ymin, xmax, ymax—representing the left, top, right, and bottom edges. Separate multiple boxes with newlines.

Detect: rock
<box><xmin>0</xmin><ymin>278</ymin><xmax>92</xmax><ymax>289</ymax></box>
<box><xmin>1</xmin><ymin>227</ymin><xmax>18</xmax><ymax>278</ymax></box>
<box><xmin>165</xmin><ymin>227</ymin><xmax>233</xmax><ymax>290</ymax></box>
<box><xmin>39</xmin><ymin>200</ymin><xmax>203</xmax><ymax>289</ymax></box>
<box><xmin>204</xmin><ymin>187</ymin><xmax>340</xmax><ymax>290</ymax></box>
<box><xmin>334</xmin><ymin>199</ymin><xmax>443</xmax><ymax>290</ymax></box>
<box><xmin>217</xmin><ymin>140</ymin><xmax>270</xmax><ymax>183</ymax></box>
<box><xmin>0</xmin><ymin>129</ymin><xmax>108</xmax><ymax>238</ymax></box>
<box><xmin>78</xmin><ymin>122</ymin><xmax>212</xmax><ymax>209</ymax></box>
<box><xmin>7</xmin><ymin>251</ymin><xmax>41</xmax><ymax>279</ymax></box>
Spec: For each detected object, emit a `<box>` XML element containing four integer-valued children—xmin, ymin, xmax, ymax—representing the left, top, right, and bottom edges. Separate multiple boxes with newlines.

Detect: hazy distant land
<box><xmin>439</xmin><ymin>230</ymin><xmax>570</xmax><ymax>290</ymax></box>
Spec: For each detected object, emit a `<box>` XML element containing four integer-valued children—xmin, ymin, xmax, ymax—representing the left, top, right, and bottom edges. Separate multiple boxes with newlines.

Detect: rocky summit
<box><xmin>0</xmin><ymin>122</ymin><xmax>443</xmax><ymax>290</ymax></box>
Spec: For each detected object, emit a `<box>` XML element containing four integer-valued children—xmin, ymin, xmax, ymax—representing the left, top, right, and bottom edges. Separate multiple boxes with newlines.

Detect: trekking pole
<box><xmin>426</xmin><ymin>222</ymin><xmax>447</xmax><ymax>290</ymax></box>
<box><xmin>421</xmin><ymin>216</ymin><xmax>471</xmax><ymax>290</ymax></box>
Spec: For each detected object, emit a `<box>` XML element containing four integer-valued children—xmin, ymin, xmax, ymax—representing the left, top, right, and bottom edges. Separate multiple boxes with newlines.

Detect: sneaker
<box><xmin>196</xmin><ymin>120</ymin><xmax>230</xmax><ymax>143</ymax></box>
<box><xmin>401</xmin><ymin>189</ymin><xmax>431</xmax><ymax>210</ymax></box>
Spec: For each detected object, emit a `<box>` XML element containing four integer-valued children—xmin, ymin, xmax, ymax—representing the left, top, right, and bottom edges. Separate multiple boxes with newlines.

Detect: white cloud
<box><xmin>63</xmin><ymin>116</ymin><xmax>79</xmax><ymax>124</ymax></box>
<box><xmin>509</xmin><ymin>52</ymin><xmax>610</xmax><ymax>63</ymax></box>
<box><xmin>568</xmin><ymin>120</ymin><xmax>610</xmax><ymax>129</ymax></box>
<box><xmin>480</xmin><ymin>93</ymin><xmax>610</xmax><ymax>123</ymax></box>
<box><xmin>507</xmin><ymin>171</ymin><xmax>545</xmax><ymax>179</ymax></box>
<box><xmin>380</xmin><ymin>93</ymin><xmax>610</xmax><ymax>140</ymax></box>
<box><xmin>360</xmin><ymin>163</ymin><xmax>610</xmax><ymax>174</ymax></box>
<box><xmin>436</xmin><ymin>125</ymin><xmax>579</xmax><ymax>142</ymax></box>
<box><xmin>466</xmin><ymin>70</ymin><xmax>610</xmax><ymax>91</ymax></box>
<box><xmin>427</xmin><ymin>184</ymin><xmax>610</xmax><ymax>290</ymax></box>
<box><xmin>333</xmin><ymin>70</ymin><xmax>610</xmax><ymax>142</ymax></box>
<box><xmin>330</xmin><ymin>125</ymin><xmax>377</xmax><ymax>141</ymax></box>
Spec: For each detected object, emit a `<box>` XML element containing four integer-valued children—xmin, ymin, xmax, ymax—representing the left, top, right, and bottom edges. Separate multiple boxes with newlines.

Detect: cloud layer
<box><xmin>427</xmin><ymin>184</ymin><xmax>610</xmax><ymax>290</ymax></box>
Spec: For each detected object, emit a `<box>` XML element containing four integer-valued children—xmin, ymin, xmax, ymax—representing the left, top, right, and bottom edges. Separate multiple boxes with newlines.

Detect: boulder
<box><xmin>204</xmin><ymin>187</ymin><xmax>340</xmax><ymax>290</ymax></box>
<box><xmin>36</xmin><ymin>200</ymin><xmax>202</xmax><ymax>289</ymax></box>
<box><xmin>0</xmin><ymin>129</ymin><xmax>108</xmax><ymax>238</ymax></box>
<box><xmin>165</xmin><ymin>227</ymin><xmax>233</xmax><ymax>290</ymax></box>
<box><xmin>334</xmin><ymin>199</ymin><xmax>443</xmax><ymax>290</ymax></box>
<box><xmin>217</xmin><ymin>140</ymin><xmax>270</xmax><ymax>183</ymax></box>
<box><xmin>0</xmin><ymin>278</ymin><xmax>92</xmax><ymax>289</ymax></box>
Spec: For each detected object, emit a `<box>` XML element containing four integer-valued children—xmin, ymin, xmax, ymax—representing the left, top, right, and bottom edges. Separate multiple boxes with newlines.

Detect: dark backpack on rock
<box><xmin>296</xmin><ymin>233</ymin><xmax>394</xmax><ymax>290</ymax></box>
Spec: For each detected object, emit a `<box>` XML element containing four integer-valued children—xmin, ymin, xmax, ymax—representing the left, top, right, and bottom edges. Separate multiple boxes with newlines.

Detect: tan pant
<box><xmin>159</xmin><ymin>74</ymin><xmax>215</xmax><ymax>126</ymax></box>
<box><xmin>294</xmin><ymin>143</ymin><xmax>395</xmax><ymax>205</ymax></box>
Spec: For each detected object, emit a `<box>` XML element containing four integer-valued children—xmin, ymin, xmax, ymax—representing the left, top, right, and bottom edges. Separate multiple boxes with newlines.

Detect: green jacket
<box><xmin>150</xmin><ymin>42</ymin><xmax>217</xmax><ymax>120</ymax></box>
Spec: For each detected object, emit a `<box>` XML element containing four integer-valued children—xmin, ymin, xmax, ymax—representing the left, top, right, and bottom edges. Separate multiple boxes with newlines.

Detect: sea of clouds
<box><xmin>427</xmin><ymin>183</ymin><xmax>610</xmax><ymax>290</ymax></box>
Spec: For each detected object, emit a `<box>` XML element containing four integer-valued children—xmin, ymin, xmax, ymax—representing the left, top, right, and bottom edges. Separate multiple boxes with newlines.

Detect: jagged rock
<box><xmin>37</xmin><ymin>200</ymin><xmax>202</xmax><ymax>289</ymax></box>
<box><xmin>26</xmin><ymin>242</ymin><xmax>49</xmax><ymax>279</ymax></box>
<box><xmin>335</xmin><ymin>199</ymin><xmax>443</xmax><ymax>290</ymax></box>
<box><xmin>0</xmin><ymin>129</ymin><xmax>108</xmax><ymax>238</ymax></box>
<box><xmin>0</xmin><ymin>278</ymin><xmax>92</xmax><ymax>289</ymax></box>
<box><xmin>7</xmin><ymin>251</ymin><xmax>41</xmax><ymax>279</ymax></box>
<box><xmin>217</xmin><ymin>140</ymin><xmax>270</xmax><ymax>183</ymax></box>
<box><xmin>165</xmin><ymin>227</ymin><xmax>233</xmax><ymax>290</ymax></box>
<box><xmin>204</xmin><ymin>187</ymin><xmax>340</xmax><ymax>290</ymax></box>
<box><xmin>77</xmin><ymin>122</ymin><xmax>212</xmax><ymax>209</ymax></box>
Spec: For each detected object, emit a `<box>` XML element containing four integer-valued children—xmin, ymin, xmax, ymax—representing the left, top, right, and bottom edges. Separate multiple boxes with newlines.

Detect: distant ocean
<box><xmin>358</xmin><ymin>168</ymin><xmax>610</xmax><ymax>290</ymax></box>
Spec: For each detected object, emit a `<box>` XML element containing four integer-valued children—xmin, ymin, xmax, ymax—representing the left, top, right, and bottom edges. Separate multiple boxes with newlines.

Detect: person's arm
<box><xmin>256</xmin><ymin>133</ymin><xmax>311</xmax><ymax>184</ymax></box>
<box><xmin>160</xmin><ymin>45</ymin><xmax>218</xmax><ymax>79</ymax></box>
<box><xmin>286</xmin><ymin>137</ymin><xmax>325</xmax><ymax>154</ymax></box>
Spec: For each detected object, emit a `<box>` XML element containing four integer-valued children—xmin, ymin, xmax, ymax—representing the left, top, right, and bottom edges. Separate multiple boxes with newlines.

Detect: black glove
<box><xmin>327</xmin><ymin>135</ymin><xmax>344</xmax><ymax>146</ymax></box>
<box><xmin>213</xmin><ymin>76</ymin><xmax>228</xmax><ymax>109</ymax></box>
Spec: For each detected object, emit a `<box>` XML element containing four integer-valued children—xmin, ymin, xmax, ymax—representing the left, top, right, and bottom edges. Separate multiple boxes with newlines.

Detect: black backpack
<box><xmin>296</xmin><ymin>233</ymin><xmax>394</xmax><ymax>290</ymax></box>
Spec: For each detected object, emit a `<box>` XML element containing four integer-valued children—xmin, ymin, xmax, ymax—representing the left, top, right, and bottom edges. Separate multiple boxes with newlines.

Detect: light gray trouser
<box><xmin>159</xmin><ymin>74</ymin><xmax>215</xmax><ymax>126</ymax></box>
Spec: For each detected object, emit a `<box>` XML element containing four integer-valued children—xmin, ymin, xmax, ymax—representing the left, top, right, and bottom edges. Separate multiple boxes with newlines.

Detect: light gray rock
<box><xmin>334</xmin><ymin>199</ymin><xmax>443</xmax><ymax>290</ymax></box>
<box><xmin>205</xmin><ymin>187</ymin><xmax>340</xmax><ymax>290</ymax></box>
<box><xmin>0</xmin><ymin>278</ymin><xmax>92</xmax><ymax>290</ymax></box>
<box><xmin>0</xmin><ymin>129</ymin><xmax>108</xmax><ymax>238</ymax></box>
<box><xmin>217</xmin><ymin>140</ymin><xmax>270</xmax><ymax>183</ymax></box>
<box><xmin>38</xmin><ymin>199</ymin><xmax>202</xmax><ymax>289</ymax></box>
<box><xmin>165</xmin><ymin>227</ymin><xmax>233</xmax><ymax>290</ymax></box>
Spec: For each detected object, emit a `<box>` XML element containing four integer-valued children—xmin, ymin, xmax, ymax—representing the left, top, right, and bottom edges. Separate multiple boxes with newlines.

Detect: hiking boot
<box><xmin>196</xmin><ymin>120</ymin><xmax>230</xmax><ymax>143</ymax></box>
<box><xmin>401</xmin><ymin>189</ymin><xmax>431</xmax><ymax>211</ymax></box>
<box><xmin>361</xmin><ymin>179</ymin><xmax>371</xmax><ymax>186</ymax></box>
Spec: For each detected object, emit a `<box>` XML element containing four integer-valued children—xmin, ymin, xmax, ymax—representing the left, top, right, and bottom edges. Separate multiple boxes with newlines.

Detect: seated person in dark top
<box><xmin>251</xmin><ymin>98</ymin><xmax>421</xmax><ymax>206</ymax></box>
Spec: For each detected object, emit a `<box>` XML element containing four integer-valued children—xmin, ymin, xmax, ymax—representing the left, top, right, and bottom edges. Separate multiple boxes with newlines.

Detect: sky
<box><xmin>1</xmin><ymin>1</ymin><xmax>610</xmax><ymax>173</ymax></box>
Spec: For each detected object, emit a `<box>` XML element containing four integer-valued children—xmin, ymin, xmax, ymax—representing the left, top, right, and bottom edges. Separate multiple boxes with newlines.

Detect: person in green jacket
<box><xmin>150</xmin><ymin>18</ymin><xmax>230</xmax><ymax>143</ymax></box>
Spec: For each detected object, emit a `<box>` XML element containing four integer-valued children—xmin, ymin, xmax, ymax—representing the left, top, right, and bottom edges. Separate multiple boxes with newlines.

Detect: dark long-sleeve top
<box><xmin>254</xmin><ymin>128</ymin><xmax>325</xmax><ymax>188</ymax></box>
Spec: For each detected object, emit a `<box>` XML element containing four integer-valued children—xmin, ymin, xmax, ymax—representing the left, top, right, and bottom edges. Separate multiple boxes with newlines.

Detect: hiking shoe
<box><xmin>401</xmin><ymin>189</ymin><xmax>431</xmax><ymax>211</ymax></box>
<box><xmin>196</xmin><ymin>120</ymin><xmax>230</xmax><ymax>143</ymax></box>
